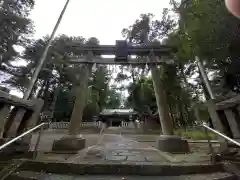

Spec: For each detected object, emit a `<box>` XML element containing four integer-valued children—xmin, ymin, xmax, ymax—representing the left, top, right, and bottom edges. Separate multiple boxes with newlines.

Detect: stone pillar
<box><xmin>150</xmin><ymin>63</ymin><xmax>173</xmax><ymax>135</ymax></box>
<box><xmin>5</xmin><ymin>108</ymin><xmax>26</xmax><ymax>138</ymax></box>
<box><xmin>67</xmin><ymin>64</ymin><xmax>92</xmax><ymax>135</ymax></box>
<box><xmin>23</xmin><ymin>99</ymin><xmax>44</xmax><ymax>130</ymax></box>
<box><xmin>224</xmin><ymin>109</ymin><xmax>240</xmax><ymax>138</ymax></box>
<box><xmin>52</xmin><ymin>53</ymin><xmax>93</xmax><ymax>152</ymax></box>
<box><xmin>21</xmin><ymin>99</ymin><xmax>44</xmax><ymax>145</ymax></box>
<box><xmin>150</xmin><ymin>55</ymin><xmax>189</xmax><ymax>153</ymax></box>
<box><xmin>0</xmin><ymin>104</ymin><xmax>11</xmax><ymax>138</ymax></box>
<box><xmin>206</xmin><ymin>100</ymin><xmax>228</xmax><ymax>152</ymax></box>
<box><xmin>206</xmin><ymin>100</ymin><xmax>225</xmax><ymax>133</ymax></box>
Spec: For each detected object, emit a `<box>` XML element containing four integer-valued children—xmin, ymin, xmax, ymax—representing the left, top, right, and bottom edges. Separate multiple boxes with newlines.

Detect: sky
<box><xmin>30</xmin><ymin>0</ymin><xmax>170</xmax><ymax>43</ymax></box>
<box><xmin>10</xmin><ymin>0</ymin><xmax>171</xmax><ymax>97</ymax></box>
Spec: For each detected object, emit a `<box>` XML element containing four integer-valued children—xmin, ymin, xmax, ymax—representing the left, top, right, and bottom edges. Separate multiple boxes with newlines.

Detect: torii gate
<box><xmin>52</xmin><ymin>40</ymin><xmax>190</xmax><ymax>153</ymax></box>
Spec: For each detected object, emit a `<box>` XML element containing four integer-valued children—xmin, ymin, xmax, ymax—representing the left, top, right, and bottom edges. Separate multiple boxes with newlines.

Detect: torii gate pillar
<box><xmin>52</xmin><ymin>52</ymin><xmax>94</xmax><ymax>152</ymax></box>
<box><xmin>149</xmin><ymin>53</ymin><xmax>190</xmax><ymax>153</ymax></box>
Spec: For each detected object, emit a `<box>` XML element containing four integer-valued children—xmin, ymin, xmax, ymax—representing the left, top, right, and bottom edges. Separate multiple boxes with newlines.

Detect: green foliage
<box><xmin>53</xmin><ymin>89</ymin><xmax>74</xmax><ymax>122</ymax></box>
<box><xmin>121</xmin><ymin>12</ymin><xmax>197</xmax><ymax>127</ymax></box>
<box><xmin>0</xmin><ymin>0</ymin><xmax>34</xmax><ymax>65</ymax></box>
<box><xmin>53</xmin><ymin>72</ymin><xmax>122</xmax><ymax>122</ymax></box>
<box><xmin>171</xmin><ymin>0</ymin><xmax>240</xmax><ymax>99</ymax></box>
<box><xmin>127</xmin><ymin>77</ymin><xmax>156</xmax><ymax>113</ymax></box>
<box><xmin>104</xmin><ymin>88</ymin><xmax>122</xmax><ymax>109</ymax></box>
<box><xmin>175</xmin><ymin>129</ymin><xmax>217</xmax><ymax>140</ymax></box>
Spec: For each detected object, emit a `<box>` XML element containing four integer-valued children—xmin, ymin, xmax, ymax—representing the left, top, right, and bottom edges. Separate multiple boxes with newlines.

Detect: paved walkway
<box><xmin>67</xmin><ymin>134</ymin><xmax>167</xmax><ymax>164</ymax></box>
<box><xmin>34</xmin><ymin>130</ymin><xmax>212</xmax><ymax>165</ymax></box>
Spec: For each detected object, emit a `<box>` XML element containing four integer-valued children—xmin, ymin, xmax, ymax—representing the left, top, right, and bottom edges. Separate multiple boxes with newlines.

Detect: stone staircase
<box><xmin>2</xmin><ymin>160</ymin><xmax>238</xmax><ymax>180</ymax></box>
<box><xmin>214</xmin><ymin>140</ymin><xmax>240</xmax><ymax>177</ymax></box>
<box><xmin>0</xmin><ymin>134</ymin><xmax>239</xmax><ymax>180</ymax></box>
<box><xmin>7</xmin><ymin>172</ymin><xmax>237</xmax><ymax>180</ymax></box>
<box><xmin>218</xmin><ymin>140</ymin><xmax>240</xmax><ymax>161</ymax></box>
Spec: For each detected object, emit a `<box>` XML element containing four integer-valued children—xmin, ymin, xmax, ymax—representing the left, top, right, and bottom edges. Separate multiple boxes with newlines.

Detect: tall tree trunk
<box><xmin>49</xmin><ymin>85</ymin><xmax>61</xmax><ymax>121</ymax></box>
<box><xmin>49</xmin><ymin>65</ymin><xmax>65</xmax><ymax>121</ymax></box>
<box><xmin>42</xmin><ymin>79</ymin><xmax>51</xmax><ymax>111</ymax></box>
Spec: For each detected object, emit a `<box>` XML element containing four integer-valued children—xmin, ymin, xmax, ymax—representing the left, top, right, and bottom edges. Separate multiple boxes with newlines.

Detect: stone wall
<box><xmin>49</xmin><ymin>122</ymin><xmax>101</xmax><ymax>129</ymax></box>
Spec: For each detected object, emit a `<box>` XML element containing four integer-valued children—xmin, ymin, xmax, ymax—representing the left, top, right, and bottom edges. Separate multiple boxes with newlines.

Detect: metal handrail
<box><xmin>0</xmin><ymin>123</ymin><xmax>46</xmax><ymax>151</ymax></box>
<box><xmin>202</xmin><ymin>123</ymin><xmax>240</xmax><ymax>148</ymax></box>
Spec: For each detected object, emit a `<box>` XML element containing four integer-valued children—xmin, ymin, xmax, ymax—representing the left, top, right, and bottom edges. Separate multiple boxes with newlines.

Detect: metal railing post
<box><xmin>33</xmin><ymin>125</ymin><xmax>44</xmax><ymax>159</ymax></box>
<box><xmin>201</xmin><ymin>123</ymin><xmax>240</xmax><ymax>164</ymax></box>
<box><xmin>204</xmin><ymin>126</ymin><xmax>216</xmax><ymax>164</ymax></box>
<box><xmin>202</xmin><ymin>124</ymin><xmax>240</xmax><ymax>147</ymax></box>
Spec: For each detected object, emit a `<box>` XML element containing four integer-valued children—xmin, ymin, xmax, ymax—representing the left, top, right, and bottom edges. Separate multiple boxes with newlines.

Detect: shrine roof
<box><xmin>100</xmin><ymin>109</ymin><xmax>136</xmax><ymax>116</ymax></box>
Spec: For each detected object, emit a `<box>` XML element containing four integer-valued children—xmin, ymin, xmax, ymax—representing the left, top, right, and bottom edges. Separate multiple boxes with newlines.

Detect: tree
<box><xmin>52</xmin><ymin>64</ymin><xmax>122</xmax><ymax>122</ymax></box>
<box><xmin>0</xmin><ymin>0</ymin><xmax>34</xmax><ymax>65</ymax></box>
<box><xmin>171</xmin><ymin>0</ymin><xmax>240</xmax><ymax>98</ymax></box>
<box><xmin>121</xmin><ymin>12</ymin><xmax>196</xmax><ymax>129</ymax></box>
<box><xmin>126</xmin><ymin>78</ymin><xmax>155</xmax><ymax>113</ymax></box>
<box><xmin>104</xmin><ymin>88</ymin><xmax>122</xmax><ymax>109</ymax></box>
<box><xmin>4</xmin><ymin>35</ymin><xmax>85</xmax><ymax>104</ymax></box>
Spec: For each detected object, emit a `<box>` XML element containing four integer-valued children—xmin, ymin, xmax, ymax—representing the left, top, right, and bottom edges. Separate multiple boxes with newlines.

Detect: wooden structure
<box><xmin>99</xmin><ymin>109</ymin><xmax>137</xmax><ymax>127</ymax></box>
<box><xmin>0</xmin><ymin>89</ymin><xmax>44</xmax><ymax>140</ymax></box>
<box><xmin>207</xmin><ymin>96</ymin><xmax>240</xmax><ymax>139</ymax></box>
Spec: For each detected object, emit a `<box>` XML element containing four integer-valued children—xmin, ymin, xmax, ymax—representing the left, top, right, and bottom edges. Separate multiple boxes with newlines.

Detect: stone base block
<box><xmin>156</xmin><ymin>135</ymin><xmax>190</xmax><ymax>153</ymax></box>
<box><xmin>52</xmin><ymin>135</ymin><xmax>86</xmax><ymax>152</ymax></box>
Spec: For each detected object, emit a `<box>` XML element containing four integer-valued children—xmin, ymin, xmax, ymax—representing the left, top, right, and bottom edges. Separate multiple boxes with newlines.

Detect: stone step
<box><xmin>0</xmin><ymin>160</ymin><xmax>25</xmax><ymax>180</ymax></box>
<box><xmin>220</xmin><ymin>155</ymin><xmax>240</xmax><ymax>162</ymax></box>
<box><xmin>15</xmin><ymin>160</ymin><xmax>226</xmax><ymax>176</ymax></box>
<box><xmin>6</xmin><ymin>171</ymin><xmax>237</xmax><ymax>180</ymax></box>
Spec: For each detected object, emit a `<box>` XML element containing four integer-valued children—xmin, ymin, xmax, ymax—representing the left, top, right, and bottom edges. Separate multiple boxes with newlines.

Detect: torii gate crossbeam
<box><xmin>66</xmin><ymin>43</ymin><xmax>176</xmax><ymax>56</ymax></box>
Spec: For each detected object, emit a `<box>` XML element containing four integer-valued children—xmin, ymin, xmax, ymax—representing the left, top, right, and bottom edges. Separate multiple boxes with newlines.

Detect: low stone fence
<box><xmin>49</xmin><ymin>121</ymin><xmax>141</xmax><ymax>130</ymax></box>
<box><xmin>121</xmin><ymin>121</ymin><xmax>141</xmax><ymax>128</ymax></box>
<box><xmin>49</xmin><ymin>121</ymin><xmax>101</xmax><ymax>130</ymax></box>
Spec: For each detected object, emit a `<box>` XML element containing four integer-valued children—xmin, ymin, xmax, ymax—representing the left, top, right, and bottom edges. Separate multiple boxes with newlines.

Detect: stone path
<box><xmin>20</xmin><ymin>132</ymin><xmax>227</xmax><ymax>179</ymax></box>
<box><xmin>67</xmin><ymin>134</ymin><xmax>169</xmax><ymax>164</ymax></box>
<box><xmin>33</xmin><ymin>130</ymin><xmax>213</xmax><ymax>165</ymax></box>
<box><xmin>34</xmin><ymin>133</ymin><xmax>212</xmax><ymax>164</ymax></box>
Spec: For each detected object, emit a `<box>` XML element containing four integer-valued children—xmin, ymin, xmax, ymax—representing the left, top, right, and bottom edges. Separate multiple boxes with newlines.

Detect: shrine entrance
<box><xmin>52</xmin><ymin>40</ymin><xmax>190</xmax><ymax>153</ymax></box>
